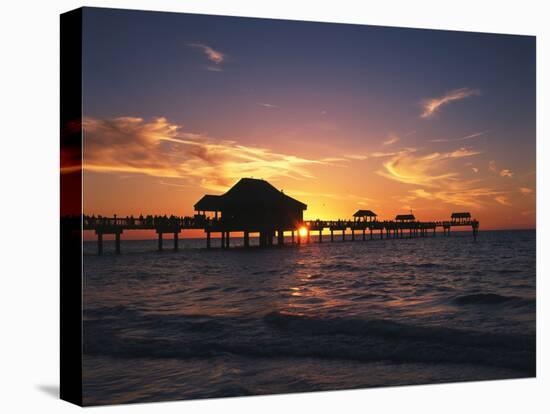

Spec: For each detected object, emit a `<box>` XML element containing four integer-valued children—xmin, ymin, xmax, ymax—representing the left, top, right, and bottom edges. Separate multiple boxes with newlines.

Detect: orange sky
<box><xmin>81</xmin><ymin>114</ymin><xmax>536</xmax><ymax>234</ymax></box>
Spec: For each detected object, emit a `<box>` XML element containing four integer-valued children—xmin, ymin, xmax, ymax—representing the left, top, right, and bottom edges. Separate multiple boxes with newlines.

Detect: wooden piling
<box><xmin>277</xmin><ymin>230</ymin><xmax>284</xmax><ymax>246</ymax></box>
<box><xmin>115</xmin><ymin>232</ymin><xmax>120</xmax><ymax>254</ymax></box>
<box><xmin>85</xmin><ymin>210</ymin><xmax>480</xmax><ymax>255</ymax></box>
<box><xmin>97</xmin><ymin>232</ymin><xmax>103</xmax><ymax>255</ymax></box>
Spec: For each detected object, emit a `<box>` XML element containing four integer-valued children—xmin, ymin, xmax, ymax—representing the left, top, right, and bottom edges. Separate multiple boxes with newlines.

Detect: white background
<box><xmin>0</xmin><ymin>0</ymin><xmax>548</xmax><ymax>412</ymax></box>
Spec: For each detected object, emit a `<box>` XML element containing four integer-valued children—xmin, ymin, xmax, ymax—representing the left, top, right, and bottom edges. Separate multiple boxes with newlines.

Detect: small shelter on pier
<box><xmin>395</xmin><ymin>214</ymin><xmax>415</xmax><ymax>222</ymax></box>
<box><xmin>353</xmin><ymin>210</ymin><xmax>377</xmax><ymax>222</ymax></box>
<box><xmin>194</xmin><ymin>178</ymin><xmax>307</xmax><ymax>234</ymax></box>
<box><xmin>451</xmin><ymin>212</ymin><xmax>471</xmax><ymax>224</ymax></box>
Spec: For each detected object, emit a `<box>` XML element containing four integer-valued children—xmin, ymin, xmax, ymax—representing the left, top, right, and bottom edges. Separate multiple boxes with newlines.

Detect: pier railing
<box><xmin>81</xmin><ymin>213</ymin><xmax>479</xmax><ymax>255</ymax></box>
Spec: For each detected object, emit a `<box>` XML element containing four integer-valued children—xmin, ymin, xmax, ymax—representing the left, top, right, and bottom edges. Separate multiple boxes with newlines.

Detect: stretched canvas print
<box><xmin>60</xmin><ymin>7</ymin><xmax>536</xmax><ymax>406</ymax></box>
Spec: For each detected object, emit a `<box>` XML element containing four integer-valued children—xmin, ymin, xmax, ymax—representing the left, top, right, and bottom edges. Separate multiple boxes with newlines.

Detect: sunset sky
<box><xmin>81</xmin><ymin>7</ymin><xmax>536</xmax><ymax>231</ymax></box>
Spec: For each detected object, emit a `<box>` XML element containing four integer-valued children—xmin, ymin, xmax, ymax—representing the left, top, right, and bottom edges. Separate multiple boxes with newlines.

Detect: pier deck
<box><xmin>82</xmin><ymin>213</ymin><xmax>480</xmax><ymax>255</ymax></box>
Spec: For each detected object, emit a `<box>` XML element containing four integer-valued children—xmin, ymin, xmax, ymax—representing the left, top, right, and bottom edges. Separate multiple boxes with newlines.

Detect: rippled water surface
<box><xmin>82</xmin><ymin>230</ymin><xmax>536</xmax><ymax>405</ymax></box>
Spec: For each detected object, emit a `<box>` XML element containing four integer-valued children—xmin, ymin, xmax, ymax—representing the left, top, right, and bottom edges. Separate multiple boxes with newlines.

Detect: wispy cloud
<box><xmin>495</xmin><ymin>195</ymin><xmax>511</xmax><ymax>206</ymax></box>
<box><xmin>382</xmin><ymin>134</ymin><xmax>400</xmax><ymax>146</ymax></box>
<box><xmin>402</xmin><ymin>185</ymin><xmax>504</xmax><ymax>209</ymax></box>
<box><xmin>499</xmin><ymin>169</ymin><xmax>514</xmax><ymax>178</ymax></box>
<box><xmin>83</xmin><ymin>116</ymin><xmax>326</xmax><ymax>191</ymax></box>
<box><xmin>375</xmin><ymin>146</ymin><xmax>507</xmax><ymax>208</ymax></box>
<box><xmin>188</xmin><ymin>43</ymin><xmax>225</xmax><ymax>70</ymax></box>
<box><xmin>489</xmin><ymin>160</ymin><xmax>497</xmax><ymax>173</ymax></box>
<box><xmin>258</xmin><ymin>102</ymin><xmax>278</xmax><ymax>109</ymax></box>
<box><xmin>420</xmin><ymin>87</ymin><xmax>480</xmax><ymax>119</ymax></box>
<box><xmin>377</xmin><ymin>147</ymin><xmax>481</xmax><ymax>187</ymax></box>
<box><xmin>430</xmin><ymin>130</ymin><xmax>489</xmax><ymax>143</ymax></box>
<box><xmin>519</xmin><ymin>187</ymin><xmax>533</xmax><ymax>195</ymax></box>
<box><xmin>346</xmin><ymin>149</ymin><xmax>411</xmax><ymax>161</ymax></box>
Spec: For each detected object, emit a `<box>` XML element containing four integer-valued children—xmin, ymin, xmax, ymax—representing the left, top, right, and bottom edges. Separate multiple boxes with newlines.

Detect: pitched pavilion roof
<box><xmin>451</xmin><ymin>212</ymin><xmax>471</xmax><ymax>219</ymax></box>
<box><xmin>194</xmin><ymin>178</ymin><xmax>307</xmax><ymax>211</ymax></box>
<box><xmin>353</xmin><ymin>209</ymin><xmax>377</xmax><ymax>217</ymax></box>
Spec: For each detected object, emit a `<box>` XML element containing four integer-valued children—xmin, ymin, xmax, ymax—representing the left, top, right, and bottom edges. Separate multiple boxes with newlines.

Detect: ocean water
<box><xmin>82</xmin><ymin>230</ymin><xmax>536</xmax><ymax>405</ymax></box>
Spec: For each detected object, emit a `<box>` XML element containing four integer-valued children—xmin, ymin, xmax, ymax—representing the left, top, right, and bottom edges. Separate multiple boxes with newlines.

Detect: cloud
<box><xmin>377</xmin><ymin>147</ymin><xmax>481</xmax><ymax>187</ymax></box>
<box><xmin>382</xmin><ymin>134</ymin><xmax>400</xmax><ymax>146</ymax></box>
<box><xmin>188</xmin><ymin>43</ymin><xmax>225</xmax><ymax>69</ymax></box>
<box><xmin>258</xmin><ymin>103</ymin><xmax>278</xmax><ymax>109</ymax></box>
<box><xmin>519</xmin><ymin>187</ymin><xmax>533</xmax><ymax>195</ymax></box>
<box><xmin>472</xmin><ymin>167</ymin><xmax>479</xmax><ymax>173</ymax></box>
<box><xmin>403</xmin><ymin>186</ymin><xmax>503</xmax><ymax>209</ymax></box>
<box><xmin>375</xmin><ymin>146</ymin><xmax>508</xmax><ymax>208</ymax></box>
<box><xmin>489</xmin><ymin>160</ymin><xmax>497</xmax><ymax>173</ymax></box>
<box><xmin>206</xmin><ymin>65</ymin><xmax>223</xmax><ymax>72</ymax></box>
<box><xmin>83</xmin><ymin>116</ymin><xmax>325</xmax><ymax>191</ymax></box>
<box><xmin>430</xmin><ymin>130</ymin><xmax>489</xmax><ymax>143</ymax></box>
<box><xmin>499</xmin><ymin>169</ymin><xmax>514</xmax><ymax>178</ymax></box>
<box><xmin>346</xmin><ymin>149</ymin><xmax>411</xmax><ymax>161</ymax></box>
<box><xmin>420</xmin><ymin>87</ymin><xmax>480</xmax><ymax>119</ymax></box>
<box><xmin>494</xmin><ymin>195</ymin><xmax>511</xmax><ymax>206</ymax></box>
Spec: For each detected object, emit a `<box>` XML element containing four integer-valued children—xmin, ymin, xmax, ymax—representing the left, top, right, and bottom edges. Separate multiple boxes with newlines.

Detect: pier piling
<box><xmin>84</xmin><ymin>209</ymin><xmax>480</xmax><ymax>255</ymax></box>
<box><xmin>97</xmin><ymin>233</ymin><xmax>103</xmax><ymax>255</ymax></box>
<box><xmin>158</xmin><ymin>232</ymin><xmax>163</xmax><ymax>251</ymax></box>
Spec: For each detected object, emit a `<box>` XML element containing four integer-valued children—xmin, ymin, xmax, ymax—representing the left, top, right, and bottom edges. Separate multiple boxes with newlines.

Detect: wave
<box><xmin>83</xmin><ymin>308</ymin><xmax>535</xmax><ymax>375</ymax></box>
<box><xmin>453</xmin><ymin>293</ymin><xmax>535</xmax><ymax>307</ymax></box>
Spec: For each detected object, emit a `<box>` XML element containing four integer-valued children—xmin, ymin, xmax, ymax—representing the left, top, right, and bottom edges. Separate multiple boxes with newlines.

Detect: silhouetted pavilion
<box><xmin>451</xmin><ymin>212</ymin><xmax>471</xmax><ymax>223</ymax></box>
<box><xmin>395</xmin><ymin>214</ymin><xmax>415</xmax><ymax>222</ymax></box>
<box><xmin>353</xmin><ymin>209</ymin><xmax>377</xmax><ymax>222</ymax></box>
<box><xmin>194</xmin><ymin>178</ymin><xmax>307</xmax><ymax>247</ymax></box>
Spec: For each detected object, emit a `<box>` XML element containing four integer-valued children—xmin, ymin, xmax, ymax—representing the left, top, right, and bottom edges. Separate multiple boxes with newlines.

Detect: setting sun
<box><xmin>298</xmin><ymin>227</ymin><xmax>308</xmax><ymax>238</ymax></box>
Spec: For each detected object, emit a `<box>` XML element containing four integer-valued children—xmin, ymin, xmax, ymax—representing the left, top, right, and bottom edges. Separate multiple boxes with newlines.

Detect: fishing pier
<box><xmin>83</xmin><ymin>178</ymin><xmax>479</xmax><ymax>255</ymax></box>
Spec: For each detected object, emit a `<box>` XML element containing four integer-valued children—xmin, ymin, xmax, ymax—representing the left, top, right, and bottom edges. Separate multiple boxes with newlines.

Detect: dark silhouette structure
<box><xmin>451</xmin><ymin>212</ymin><xmax>471</xmax><ymax>223</ymax></box>
<box><xmin>395</xmin><ymin>214</ymin><xmax>416</xmax><ymax>222</ymax></box>
<box><xmin>82</xmin><ymin>179</ymin><xmax>480</xmax><ymax>254</ymax></box>
<box><xmin>353</xmin><ymin>210</ymin><xmax>377</xmax><ymax>222</ymax></box>
<box><xmin>194</xmin><ymin>178</ymin><xmax>307</xmax><ymax>247</ymax></box>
